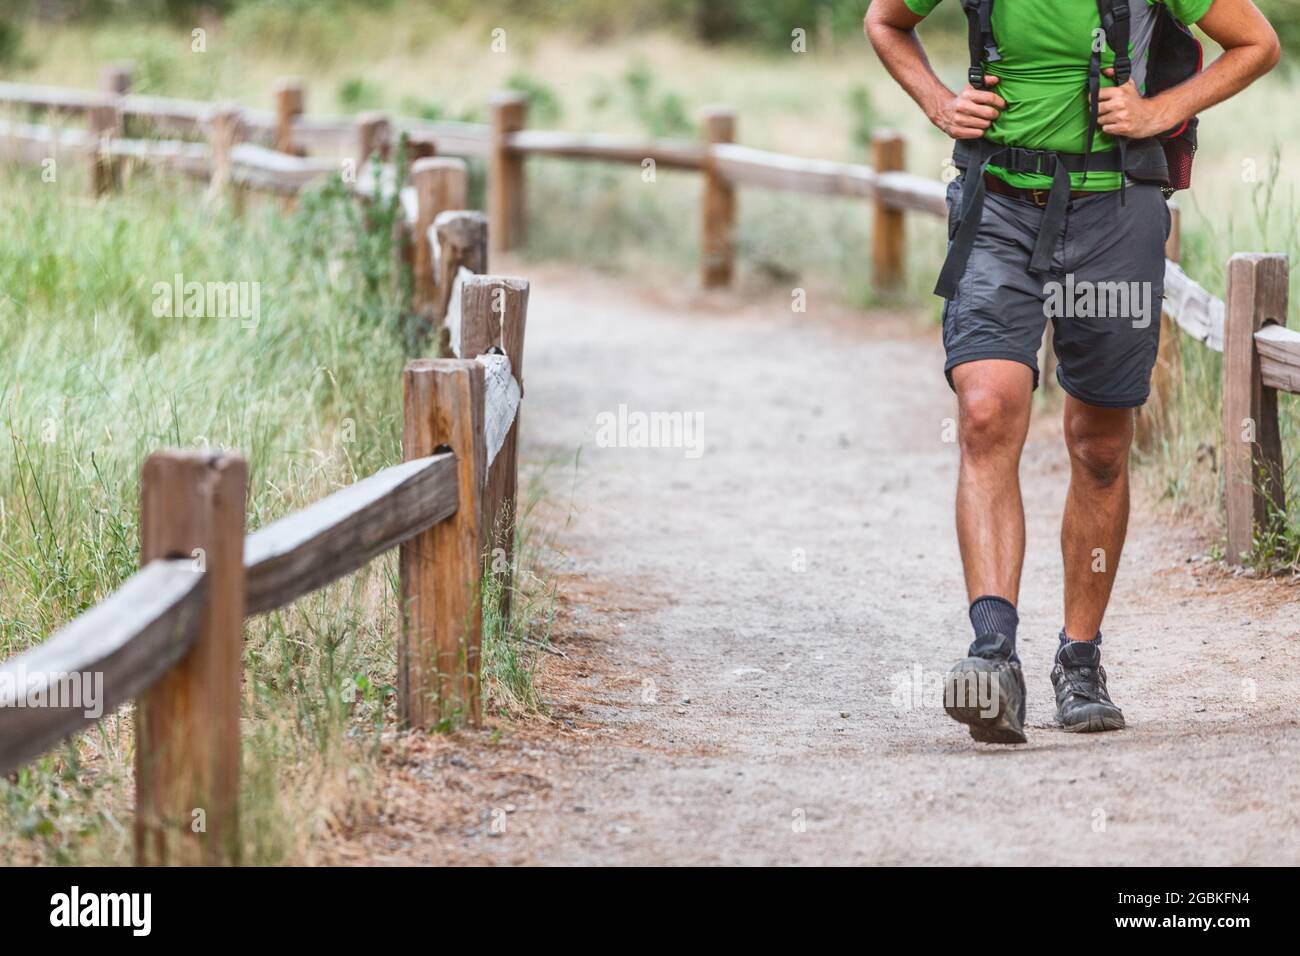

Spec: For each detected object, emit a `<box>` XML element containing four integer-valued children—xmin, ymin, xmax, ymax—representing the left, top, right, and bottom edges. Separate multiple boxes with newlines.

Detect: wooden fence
<box><xmin>0</xmin><ymin>69</ymin><xmax>938</xmax><ymax>288</ymax></box>
<box><xmin>0</xmin><ymin>67</ymin><xmax>533</xmax><ymax>864</ymax></box>
<box><xmin>0</xmin><ymin>267</ymin><xmax>529</xmax><ymax>864</ymax></box>
<box><xmin>1162</xmin><ymin>249</ymin><xmax>1295</xmax><ymax>562</ymax></box>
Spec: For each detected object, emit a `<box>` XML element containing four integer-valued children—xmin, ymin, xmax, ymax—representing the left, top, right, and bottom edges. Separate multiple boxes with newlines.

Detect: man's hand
<box><xmin>1096</xmin><ymin>69</ymin><xmax>1171</xmax><ymax>138</ymax></box>
<box><xmin>932</xmin><ymin>75</ymin><xmax>1006</xmax><ymax>140</ymax></box>
<box><xmin>866</xmin><ymin>1</ymin><xmax>1008</xmax><ymax>143</ymax></box>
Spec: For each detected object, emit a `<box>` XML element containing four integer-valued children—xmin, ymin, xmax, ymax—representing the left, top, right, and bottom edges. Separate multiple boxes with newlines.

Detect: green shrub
<box><xmin>505</xmin><ymin>71</ymin><xmax>564</xmax><ymax>127</ymax></box>
<box><xmin>621</xmin><ymin>62</ymin><xmax>693</xmax><ymax>138</ymax></box>
<box><xmin>846</xmin><ymin>84</ymin><xmax>880</xmax><ymax>158</ymax></box>
<box><xmin>0</xmin><ymin>18</ymin><xmax>23</xmax><ymax>67</ymax></box>
<box><xmin>337</xmin><ymin>76</ymin><xmax>384</xmax><ymax>112</ymax></box>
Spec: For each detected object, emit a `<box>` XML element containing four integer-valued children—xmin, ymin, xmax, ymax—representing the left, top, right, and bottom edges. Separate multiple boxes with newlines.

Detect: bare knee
<box><xmin>958</xmin><ymin>386</ymin><xmax>1027</xmax><ymax>460</ymax></box>
<box><xmin>1065</xmin><ymin>406</ymin><xmax>1133</xmax><ymax>486</ymax></box>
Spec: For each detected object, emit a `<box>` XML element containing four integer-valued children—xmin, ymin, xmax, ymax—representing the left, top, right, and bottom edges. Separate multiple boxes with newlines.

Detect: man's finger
<box><xmin>955</xmin><ymin>114</ymin><xmax>995</xmax><ymax>130</ymax></box>
<box><xmin>957</xmin><ymin>103</ymin><xmax>1001</xmax><ymax>121</ymax></box>
<box><xmin>969</xmin><ymin>91</ymin><xmax>1007</xmax><ymax>109</ymax></box>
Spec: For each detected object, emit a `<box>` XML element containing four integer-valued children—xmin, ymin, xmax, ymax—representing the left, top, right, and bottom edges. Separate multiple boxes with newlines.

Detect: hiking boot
<box><xmin>1051</xmin><ymin>638</ymin><xmax>1125</xmax><ymax>733</ymax></box>
<box><xmin>944</xmin><ymin>633</ymin><xmax>1027</xmax><ymax>744</ymax></box>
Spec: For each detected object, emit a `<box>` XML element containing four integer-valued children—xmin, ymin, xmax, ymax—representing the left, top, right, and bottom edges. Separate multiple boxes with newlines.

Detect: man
<box><xmin>866</xmin><ymin>0</ymin><xmax>1279</xmax><ymax>743</ymax></box>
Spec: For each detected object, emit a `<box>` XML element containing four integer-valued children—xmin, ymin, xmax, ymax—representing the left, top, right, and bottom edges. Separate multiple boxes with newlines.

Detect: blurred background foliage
<box><xmin>4</xmin><ymin>1</ymin><xmax>1297</xmax><ymax>58</ymax></box>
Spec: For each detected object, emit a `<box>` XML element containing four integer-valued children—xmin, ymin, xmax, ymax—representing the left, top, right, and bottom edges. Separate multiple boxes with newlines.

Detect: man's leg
<box><xmin>1060</xmin><ymin>396</ymin><xmax>1134</xmax><ymax>641</ymax></box>
<box><xmin>1044</xmin><ymin>182</ymin><xmax>1168</xmax><ymax>734</ymax></box>
<box><xmin>938</xmin><ymin>181</ymin><xmax>1049</xmax><ymax>745</ymax></box>
<box><xmin>952</xmin><ymin>360</ymin><xmax>1034</xmax><ymax>605</ymax></box>
<box><xmin>1049</xmin><ymin>395</ymin><xmax>1131</xmax><ymax>732</ymax></box>
<box><xmin>944</xmin><ymin>358</ymin><xmax>1033</xmax><ymax>744</ymax></box>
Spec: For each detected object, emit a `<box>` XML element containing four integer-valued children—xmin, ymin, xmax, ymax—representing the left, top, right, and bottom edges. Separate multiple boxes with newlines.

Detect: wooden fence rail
<box><xmin>0</xmin><ymin>560</ymin><xmax>207</xmax><ymax>776</ymax></box>
<box><xmin>243</xmin><ymin>453</ymin><xmax>459</xmax><ymax>616</ymax></box>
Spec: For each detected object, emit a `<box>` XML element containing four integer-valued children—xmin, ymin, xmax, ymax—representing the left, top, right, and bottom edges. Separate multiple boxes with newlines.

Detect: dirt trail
<box><xmin>333</xmin><ymin>264</ymin><xmax>1300</xmax><ymax>866</ymax></box>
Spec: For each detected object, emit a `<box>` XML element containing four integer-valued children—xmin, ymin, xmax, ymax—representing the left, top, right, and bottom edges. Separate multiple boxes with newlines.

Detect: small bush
<box><xmin>621</xmin><ymin>62</ymin><xmax>693</xmax><ymax>138</ymax></box>
<box><xmin>505</xmin><ymin>71</ymin><xmax>564</xmax><ymax>127</ymax></box>
<box><xmin>0</xmin><ymin>18</ymin><xmax>24</xmax><ymax>67</ymax></box>
<box><xmin>337</xmin><ymin>76</ymin><xmax>384</xmax><ymax>112</ymax></box>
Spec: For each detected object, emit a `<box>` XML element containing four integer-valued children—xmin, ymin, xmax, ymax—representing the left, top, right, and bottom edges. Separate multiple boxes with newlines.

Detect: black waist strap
<box><xmin>952</xmin><ymin>140</ymin><xmax>1123</xmax><ymax>175</ymax></box>
<box><xmin>934</xmin><ymin>141</ymin><xmax>1122</xmax><ymax>299</ymax></box>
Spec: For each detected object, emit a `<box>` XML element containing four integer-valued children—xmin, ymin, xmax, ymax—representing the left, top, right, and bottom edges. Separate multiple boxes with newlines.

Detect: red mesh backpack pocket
<box><xmin>1145</xmin><ymin>3</ymin><xmax>1203</xmax><ymax>193</ymax></box>
<box><xmin>1162</xmin><ymin>117</ymin><xmax>1197</xmax><ymax>192</ymax></box>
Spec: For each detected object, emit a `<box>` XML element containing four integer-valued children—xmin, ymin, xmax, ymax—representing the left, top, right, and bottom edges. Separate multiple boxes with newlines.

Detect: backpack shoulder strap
<box><xmin>1086</xmin><ymin>0</ymin><xmax>1134</xmax><ymax>190</ymax></box>
<box><xmin>1096</xmin><ymin>0</ymin><xmax>1132</xmax><ymax>83</ymax></box>
<box><xmin>960</xmin><ymin>0</ymin><xmax>1001</xmax><ymax>90</ymax></box>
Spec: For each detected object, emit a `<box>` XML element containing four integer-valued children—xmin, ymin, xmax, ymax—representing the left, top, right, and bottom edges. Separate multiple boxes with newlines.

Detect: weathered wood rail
<box><xmin>0</xmin><ymin>94</ymin><xmax>530</xmax><ymax>860</ymax></box>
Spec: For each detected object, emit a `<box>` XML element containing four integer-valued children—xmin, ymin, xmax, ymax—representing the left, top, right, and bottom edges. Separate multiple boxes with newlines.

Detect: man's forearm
<box><xmin>866</xmin><ymin>2</ymin><xmax>1006</xmax><ymax>141</ymax></box>
<box><xmin>1148</xmin><ymin>40</ymin><xmax>1280</xmax><ymax>132</ymax></box>
<box><xmin>865</xmin><ymin>14</ymin><xmax>952</xmax><ymax>126</ymax></box>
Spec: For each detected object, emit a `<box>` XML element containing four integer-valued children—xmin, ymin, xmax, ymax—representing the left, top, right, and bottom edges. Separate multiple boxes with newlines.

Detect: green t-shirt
<box><xmin>903</xmin><ymin>0</ymin><xmax>1212</xmax><ymax>189</ymax></box>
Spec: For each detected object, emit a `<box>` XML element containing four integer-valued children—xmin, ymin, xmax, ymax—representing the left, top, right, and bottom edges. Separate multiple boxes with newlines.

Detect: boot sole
<box><xmin>1059</xmin><ymin>706</ymin><xmax>1126</xmax><ymax>733</ymax></box>
<box><xmin>944</xmin><ymin>664</ymin><xmax>1026</xmax><ymax>745</ymax></box>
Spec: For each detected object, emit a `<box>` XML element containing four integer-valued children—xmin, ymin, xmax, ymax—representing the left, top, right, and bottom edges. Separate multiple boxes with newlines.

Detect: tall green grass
<box><xmin>0</xmin><ymin>159</ymin><xmax>407</xmax><ymax>863</ymax></box>
<box><xmin>0</xmin><ymin>157</ymin><xmax>557</xmax><ymax>864</ymax></box>
<box><xmin>1136</xmin><ymin>152</ymin><xmax>1300</xmax><ymax>571</ymax></box>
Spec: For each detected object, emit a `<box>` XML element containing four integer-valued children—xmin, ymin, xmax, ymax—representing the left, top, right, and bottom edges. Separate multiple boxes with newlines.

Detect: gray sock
<box><xmin>969</xmin><ymin>595</ymin><xmax>1019</xmax><ymax>663</ymax></box>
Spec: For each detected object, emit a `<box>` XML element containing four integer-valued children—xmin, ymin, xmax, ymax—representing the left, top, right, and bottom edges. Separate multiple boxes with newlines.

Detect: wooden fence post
<box><xmin>87</xmin><ymin>97</ymin><xmax>121</xmax><ymax>196</ymax></box>
<box><xmin>273</xmin><ymin>79</ymin><xmax>304</xmax><ymax>156</ymax></box>
<box><xmin>460</xmin><ymin>276</ymin><xmax>529</xmax><ymax>624</ymax></box>
<box><xmin>405</xmin><ymin>133</ymin><xmax>437</xmax><ymax>167</ymax></box>
<box><xmin>433</xmin><ymin>211</ymin><xmax>489</xmax><ymax>332</ymax></box>
<box><xmin>1164</xmin><ymin>201</ymin><xmax>1182</xmax><ymax>265</ymax></box>
<box><xmin>1039</xmin><ymin>323</ymin><xmax>1058</xmax><ymax>393</ymax></box>
<box><xmin>872</xmin><ymin>129</ymin><xmax>906</xmax><ymax>291</ymax></box>
<box><xmin>101</xmin><ymin>62</ymin><xmax>133</xmax><ymax>97</ymax></box>
<box><xmin>354</xmin><ymin>111</ymin><xmax>390</xmax><ymax>176</ymax></box>
<box><xmin>1138</xmin><ymin>201</ymin><xmax>1182</xmax><ymax>449</ymax></box>
<box><xmin>1222</xmin><ymin>252</ymin><xmax>1289</xmax><ymax>564</ymax></box>
<box><xmin>136</xmin><ymin>450</ymin><xmax>247</xmax><ymax>866</ymax></box>
<box><xmin>401</xmin><ymin>360</ymin><xmax>486</xmax><ymax>727</ymax></box>
<box><xmin>489</xmin><ymin>92</ymin><xmax>528</xmax><ymax>257</ymax></box>
<box><xmin>412</xmin><ymin>157</ymin><xmax>469</xmax><ymax>316</ymax></box>
<box><xmin>700</xmin><ymin>105</ymin><xmax>736</xmax><ymax>288</ymax></box>
<box><xmin>207</xmin><ymin>104</ymin><xmax>244</xmax><ymax>200</ymax></box>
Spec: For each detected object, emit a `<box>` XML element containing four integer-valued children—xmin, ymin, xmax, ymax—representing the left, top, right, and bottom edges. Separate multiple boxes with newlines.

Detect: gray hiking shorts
<box><xmin>941</xmin><ymin>174</ymin><xmax>1171</xmax><ymax>408</ymax></box>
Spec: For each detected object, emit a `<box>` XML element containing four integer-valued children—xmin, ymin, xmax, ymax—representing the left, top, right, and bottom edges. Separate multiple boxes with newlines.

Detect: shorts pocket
<box><xmin>946</xmin><ymin>175</ymin><xmax>963</xmax><ymax>241</ymax></box>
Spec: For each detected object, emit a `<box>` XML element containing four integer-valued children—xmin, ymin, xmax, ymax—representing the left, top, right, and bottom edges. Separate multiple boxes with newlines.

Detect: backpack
<box><xmin>1140</xmin><ymin>1</ymin><xmax>1203</xmax><ymax>191</ymax></box>
<box><xmin>960</xmin><ymin>0</ymin><xmax>1202</xmax><ymax>195</ymax></box>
